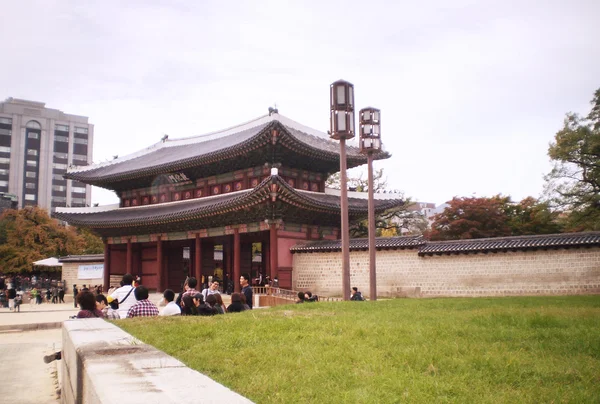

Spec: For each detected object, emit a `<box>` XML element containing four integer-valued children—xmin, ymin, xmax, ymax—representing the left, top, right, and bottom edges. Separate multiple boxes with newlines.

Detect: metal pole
<box><xmin>368</xmin><ymin>153</ymin><xmax>377</xmax><ymax>300</ymax></box>
<box><xmin>340</xmin><ymin>137</ymin><xmax>351</xmax><ymax>300</ymax></box>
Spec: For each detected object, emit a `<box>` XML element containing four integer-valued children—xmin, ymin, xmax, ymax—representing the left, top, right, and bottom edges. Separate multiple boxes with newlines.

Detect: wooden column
<box><xmin>156</xmin><ymin>236</ymin><xmax>163</xmax><ymax>292</ymax></box>
<box><xmin>195</xmin><ymin>234</ymin><xmax>202</xmax><ymax>283</ymax></box>
<box><xmin>270</xmin><ymin>223</ymin><xmax>278</xmax><ymax>282</ymax></box>
<box><xmin>233</xmin><ymin>228</ymin><xmax>241</xmax><ymax>293</ymax></box>
<box><xmin>126</xmin><ymin>238</ymin><xmax>132</xmax><ymax>275</ymax></box>
<box><xmin>103</xmin><ymin>242</ymin><xmax>111</xmax><ymax>291</ymax></box>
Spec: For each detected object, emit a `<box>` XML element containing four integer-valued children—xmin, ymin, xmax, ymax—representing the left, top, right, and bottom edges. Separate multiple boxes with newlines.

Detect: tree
<box><xmin>428</xmin><ymin>195</ymin><xmax>512</xmax><ymax>240</ymax></box>
<box><xmin>507</xmin><ymin>197</ymin><xmax>563</xmax><ymax>236</ymax></box>
<box><xmin>326</xmin><ymin>168</ymin><xmax>428</xmax><ymax>237</ymax></box>
<box><xmin>544</xmin><ymin>88</ymin><xmax>600</xmax><ymax>231</ymax></box>
<box><xmin>0</xmin><ymin>207</ymin><xmax>102</xmax><ymax>273</ymax></box>
<box><xmin>427</xmin><ymin>195</ymin><xmax>563</xmax><ymax>240</ymax></box>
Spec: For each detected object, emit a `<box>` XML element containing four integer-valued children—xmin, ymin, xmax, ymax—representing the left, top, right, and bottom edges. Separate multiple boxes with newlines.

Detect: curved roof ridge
<box><xmin>166</xmin><ymin>114</ymin><xmax>274</xmax><ymax>147</ymax></box>
<box><xmin>68</xmin><ymin>139</ymin><xmax>166</xmax><ymax>174</ymax></box>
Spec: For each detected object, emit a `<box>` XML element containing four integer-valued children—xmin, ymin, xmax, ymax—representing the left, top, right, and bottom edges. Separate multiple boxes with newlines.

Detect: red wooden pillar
<box><xmin>156</xmin><ymin>236</ymin><xmax>163</xmax><ymax>292</ymax></box>
<box><xmin>126</xmin><ymin>238</ymin><xmax>132</xmax><ymax>274</ymax></box>
<box><xmin>233</xmin><ymin>228</ymin><xmax>241</xmax><ymax>293</ymax></box>
<box><xmin>270</xmin><ymin>223</ymin><xmax>278</xmax><ymax>282</ymax></box>
<box><xmin>103</xmin><ymin>241</ymin><xmax>111</xmax><ymax>291</ymax></box>
<box><xmin>195</xmin><ymin>234</ymin><xmax>202</xmax><ymax>283</ymax></box>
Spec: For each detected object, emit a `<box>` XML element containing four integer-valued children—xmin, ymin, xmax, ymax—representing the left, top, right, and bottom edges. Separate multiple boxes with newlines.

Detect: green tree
<box><xmin>544</xmin><ymin>88</ymin><xmax>600</xmax><ymax>231</ymax></box>
<box><xmin>0</xmin><ymin>207</ymin><xmax>101</xmax><ymax>273</ymax></box>
<box><xmin>507</xmin><ymin>197</ymin><xmax>563</xmax><ymax>236</ymax></box>
<box><xmin>76</xmin><ymin>227</ymin><xmax>104</xmax><ymax>254</ymax></box>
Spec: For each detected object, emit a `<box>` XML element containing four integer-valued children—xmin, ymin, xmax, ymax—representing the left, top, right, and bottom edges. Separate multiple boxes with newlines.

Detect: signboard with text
<box><xmin>78</xmin><ymin>264</ymin><xmax>104</xmax><ymax>280</ymax></box>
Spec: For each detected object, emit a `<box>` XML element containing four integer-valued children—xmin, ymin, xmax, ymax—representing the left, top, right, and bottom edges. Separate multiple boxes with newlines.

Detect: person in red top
<box><xmin>76</xmin><ymin>291</ymin><xmax>104</xmax><ymax>318</ymax></box>
<box><xmin>127</xmin><ymin>286</ymin><xmax>159</xmax><ymax>318</ymax></box>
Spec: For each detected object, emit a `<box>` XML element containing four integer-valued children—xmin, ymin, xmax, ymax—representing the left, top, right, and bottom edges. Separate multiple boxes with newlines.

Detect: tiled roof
<box><xmin>53</xmin><ymin>175</ymin><xmax>404</xmax><ymax>230</ymax></box>
<box><xmin>58</xmin><ymin>254</ymin><xmax>104</xmax><ymax>263</ymax></box>
<box><xmin>291</xmin><ymin>232</ymin><xmax>600</xmax><ymax>254</ymax></box>
<box><xmin>291</xmin><ymin>235</ymin><xmax>425</xmax><ymax>252</ymax></box>
<box><xmin>418</xmin><ymin>232</ymin><xmax>600</xmax><ymax>256</ymax></box>
<box><xmin>65</xmin><ymin>114</ymin><xmax>389</xmax><ymax>185</ymax></box>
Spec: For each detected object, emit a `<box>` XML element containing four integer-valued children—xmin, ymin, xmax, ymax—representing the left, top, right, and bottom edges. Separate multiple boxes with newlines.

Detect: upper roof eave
<box><xmin>64</xmin><ymin>113</ymin><xmax>390</xmax><ymax>187</ymax></box>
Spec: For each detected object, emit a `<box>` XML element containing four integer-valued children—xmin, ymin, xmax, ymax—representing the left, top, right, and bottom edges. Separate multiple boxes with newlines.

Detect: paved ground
<box><xmin>0</xmin><ymin>328</ymin><xmax>61</xmax><ymax>403</ymax></box>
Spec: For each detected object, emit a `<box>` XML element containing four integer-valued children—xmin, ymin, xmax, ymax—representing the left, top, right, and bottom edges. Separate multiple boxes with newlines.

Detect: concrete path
<box><xmin>0</xmin><ymin>328</ymin><xmax>61</xmax><ymax>403</ymax></box>
<box><xmin>0</xmin><ymin>301</ymin><xmax>79</xmax><ymax>331</ymax></box>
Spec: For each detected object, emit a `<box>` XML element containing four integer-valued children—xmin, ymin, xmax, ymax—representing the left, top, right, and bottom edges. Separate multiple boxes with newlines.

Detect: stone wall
<box><xmin>61</xmin><ymin>319</ymin><xmax>253</xmax><ymax>404</ymax></box>
<box><xmin>61</xmin><ymin>261</ymin><xmax>104</xmax><ymax>292</ymax></box>
<box><xmin>293</xmin><ymin>247</ymin><xmax>600</xmax><ymax>298</ymax></box>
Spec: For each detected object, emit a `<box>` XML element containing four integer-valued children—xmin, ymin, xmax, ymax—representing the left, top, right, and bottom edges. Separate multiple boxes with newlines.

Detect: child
<box><xmin>14</xmin><ymin>293</ymin><xmax>22</xmax><ymax>312</ymax></box>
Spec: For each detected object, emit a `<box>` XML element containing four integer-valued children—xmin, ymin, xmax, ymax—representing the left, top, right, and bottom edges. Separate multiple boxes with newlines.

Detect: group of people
<box><xmin>71</xmin><ymin>273</ymin><xmax>256</xmax><ymax>320</ymax></box>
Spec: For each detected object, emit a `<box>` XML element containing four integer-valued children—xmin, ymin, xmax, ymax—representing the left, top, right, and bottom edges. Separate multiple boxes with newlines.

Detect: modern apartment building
<box><xmin>0</xmin><ymin>98</ymin><xmax>93</xmax><ymax>210</ymax></box>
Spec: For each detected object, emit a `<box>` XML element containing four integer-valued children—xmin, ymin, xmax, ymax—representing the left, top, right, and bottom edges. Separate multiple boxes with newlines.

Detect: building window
<box><xmin>71</xmin><ymin>197</ymin><xmax>86</xmax><ymax>204</ymax></box>
<box><xmin>25</xmin><ymin>194</ymin><xmax>36</xmax><ymax>201</ymax></box>
<box><xmin>27</xmin><ymin>149</ymin><xmax>38</xmax><ymax>156</ymax></box>
<box><xmin>0</xmin><ymin>180</ymin><xmax>8</xmax><ymax>187</ymax></box>
<box><xmin>0</xmin><ymin>117</ymin><xmax>12</xmax><ymax>125</ymax></box>
<box><xmin>72</xmin><ymin>154</ymin><xmax>87</xmax><ymax>161</ymax></box>
<box><xmin>26</xmin><ymin>120</ymin><xmax>41</xmax><ymax>129</ymax></box>
<box><xmin>72</xmin><ymin>186</ymin><xmax>86</xmax><ymax>194</ymax></box>
<box><xmin>25</xmin><ymin>171</ymin><xmax>37</xmax><ymax>178</ymax></box>
<box><xmin>0</xmin><ymin>146</ymin><xmax>10</xmax><ymax>153</ymax></box>
<box><xmin>0</xmin><ymin>157</ymin><xmax>9</xmax><ymax>164</ymax></box>
<box><xmin>52</xmin><ymin>185</ymin><xmax>66</xmax><ymax>192</ymax></box>
<box><xmin>74</xmin><ymin>127</ymin><xmax>88</xmax><ymax>134</ymax></box>
<box><xmin>53</xmin><ymin>152</ymin><xmax>68</xmax><ymax>159</ymax></box>
<box><xmin>53</xmin><ymin>163</ymin><xmax>68</xmax><ymax>170</ymax></box>
<box><xmin>27</xmin><ymin>160</ymin><xmax>37</xmax><ymax>167</ymax></box>
<box><xmin>55</xmin><ymin>124</ymin><xmax>69</xmax><ymax>131</ymax></box>
<box><xmin>0</xmin><ymin>169</ymin><xmax>8</xmax><ymax>175</ymax></box>
<box><xmin>73</xmin><ymin>137</ymin><xmax>88</xmax><ymax>145</ymax></box>
<box><xmin>26</xmin><ymin>183</ymin><xmax>36</xmax><ymax>189</ymax></box>
<box><xmin>53</xmin><ymin>196</ymin><xmax>66</xmax><ymax>203</ymax></box>
<box><xmin>52</xmin><ymin>174</ymin><xmax>65</xmax><ymax>181</ymax></box>
<box><xmin>27</xmin><ymin>132</ymin><xmax>39</xmax><ymax>139</ymax></box>
<box><xmin>54</xmin><ymin>135</ymin><xmax>69</xmax><ymax>142</ymax></box>
<box><xmin>0</xmin><ymin>128</ymin><xmax>11</xmax><ymax>135</ymax></box>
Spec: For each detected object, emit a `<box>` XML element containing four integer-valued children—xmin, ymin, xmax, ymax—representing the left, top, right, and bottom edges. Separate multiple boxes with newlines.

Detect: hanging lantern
<box><xmin>359</xmin><ymin>107</ymin><xmax>382</xmax><ymax>153</ymax></box>
<box><xmin>329</xmin><ymin>80</ymin><xmax>355</xmax><ymax>140</ymax></box>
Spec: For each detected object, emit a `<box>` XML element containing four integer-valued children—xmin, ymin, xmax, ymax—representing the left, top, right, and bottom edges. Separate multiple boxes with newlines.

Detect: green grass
<box><xmin>117</xmin><ymin>296</ymin><xmax>600</xmax><ymax>403</ymax></box>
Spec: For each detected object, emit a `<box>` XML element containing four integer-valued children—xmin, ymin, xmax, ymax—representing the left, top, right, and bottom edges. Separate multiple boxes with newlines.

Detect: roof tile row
<box><xmin>291</xmin><ymin>232</ymin><xmax>600</xmax><ymax>254</ymax></box>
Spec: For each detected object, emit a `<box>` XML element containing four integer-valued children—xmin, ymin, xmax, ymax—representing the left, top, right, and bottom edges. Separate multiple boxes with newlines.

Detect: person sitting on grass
<box><xmin>193</xmin><ymin>293</ymin><xmax>217</xmax><ymax>316</ymax></box>
<box><xmin>76</xmin><ymin>291</ymin><xmax>104</xmax><ymax>318</ymax></box>
<box><xmin>126</xmin><ymin>285</ymin><xmax>159</xmax><ymax>318</ymax></box>
<box><xmin>296</xmin><ymin>291</ymin><xmax>305</xmax><ymax>304</ymax></box>
<box><xmin>214</xmin><ymin>293</ymin><xmax>227</xmax><ymax>314</ymax></box>
<box><xmin>304</xmin><ymin>291</ymin><xmax>318</xmax><ymax>302</ymax></box>
<box><xmin>206</xmin><ymin>294</ymin><xmax>224</xmax><ymax>315</ymax></box>
<box><xmin>350</xmin><ymin>287</ymin><xmax>365</xmax><ymax>301</ymax></box>
<box><xmin>181</xmin><ymin>294</ymin><xmax>197</xmax><ymax>316</ymax></box>
<box><xmin>159</xmin><ymin>289</ymin><xmax>181</xmax><ymax>316</ymax></box>
<box><xmin>227</xmin><ymin>292</ymin><xmax>246</xmax><ymax>313</ymax></box>
<box><xmin>95</xmin><ymin>294</ymin><xmax>120</xmax><ymax>319</ymax></box>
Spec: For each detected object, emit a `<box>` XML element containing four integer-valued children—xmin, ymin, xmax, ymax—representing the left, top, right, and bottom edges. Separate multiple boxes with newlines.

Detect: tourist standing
<box><xmin>240</xmin><ymin>273</ymin><xmax>253</xmax><ymax>309</ymax></box>
<box><xmin>72</xmin><ymin>285</ymin><xmax>79</xmax><ymax>308</ymax></box>
<box><xmin>58</xmin><ymin>287</ymin><xmax>65</xmax><ymax>303</ymax></box>
<box><xmin>201</xmin><ymin>281</ymin><xmax>220</xmax><ymax>301</ymax></box>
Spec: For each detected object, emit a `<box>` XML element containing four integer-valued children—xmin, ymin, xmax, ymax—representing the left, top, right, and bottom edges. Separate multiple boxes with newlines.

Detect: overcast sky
<box><xmin>1</xmin><ymin>0</ymin><xmax>599</xmax><ymax>206</ymax></box>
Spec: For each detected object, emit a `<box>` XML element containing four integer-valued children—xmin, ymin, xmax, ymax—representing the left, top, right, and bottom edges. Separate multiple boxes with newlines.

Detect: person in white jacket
<box><xmin>109</xmin><ymin>274</ymin><xmax>136</xmax><ymax>319</ymax></box>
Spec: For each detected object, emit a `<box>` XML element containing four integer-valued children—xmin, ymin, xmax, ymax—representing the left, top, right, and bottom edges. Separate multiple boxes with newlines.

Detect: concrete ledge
<box><xmin>0</xmin><ymin>321</ymin><xmax>63</xmax><ymax>332</ymax></box>
<box><xmin>62</xmin><ymin>319</ymin><xmax>253</xmax><ymax>404</ymax></box>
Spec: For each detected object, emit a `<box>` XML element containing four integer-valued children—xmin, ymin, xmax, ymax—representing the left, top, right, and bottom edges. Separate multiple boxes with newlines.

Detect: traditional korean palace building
<box><xmin>55</xmin><ymin>112</ymin><xmax>402</xmax><ymax>293</ymax></box>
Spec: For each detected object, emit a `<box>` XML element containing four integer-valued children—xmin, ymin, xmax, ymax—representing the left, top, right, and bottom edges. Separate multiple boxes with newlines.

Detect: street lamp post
<box><xmin>359</xmin><ymin>108</ymin><xmax>382</xmax><ymax>301</ymax></box>
<box><xmin>329</xmin><ymin>80</ymin><xmax>355</xmax><ymax>301</ymax></box>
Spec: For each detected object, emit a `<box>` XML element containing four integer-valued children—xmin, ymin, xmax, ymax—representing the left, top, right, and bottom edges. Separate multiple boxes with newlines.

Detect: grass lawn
<box><xmin>117</xmin><ymin>296</ymin><xmax>600</xmax><ymax>403</ymax></box>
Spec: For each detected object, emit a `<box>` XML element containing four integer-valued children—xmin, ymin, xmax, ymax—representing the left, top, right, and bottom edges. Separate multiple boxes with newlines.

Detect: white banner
<box><xmin>78</xmin><ymin>264</ymin><xmax>104</xmax><ymax>280</ymax></box>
